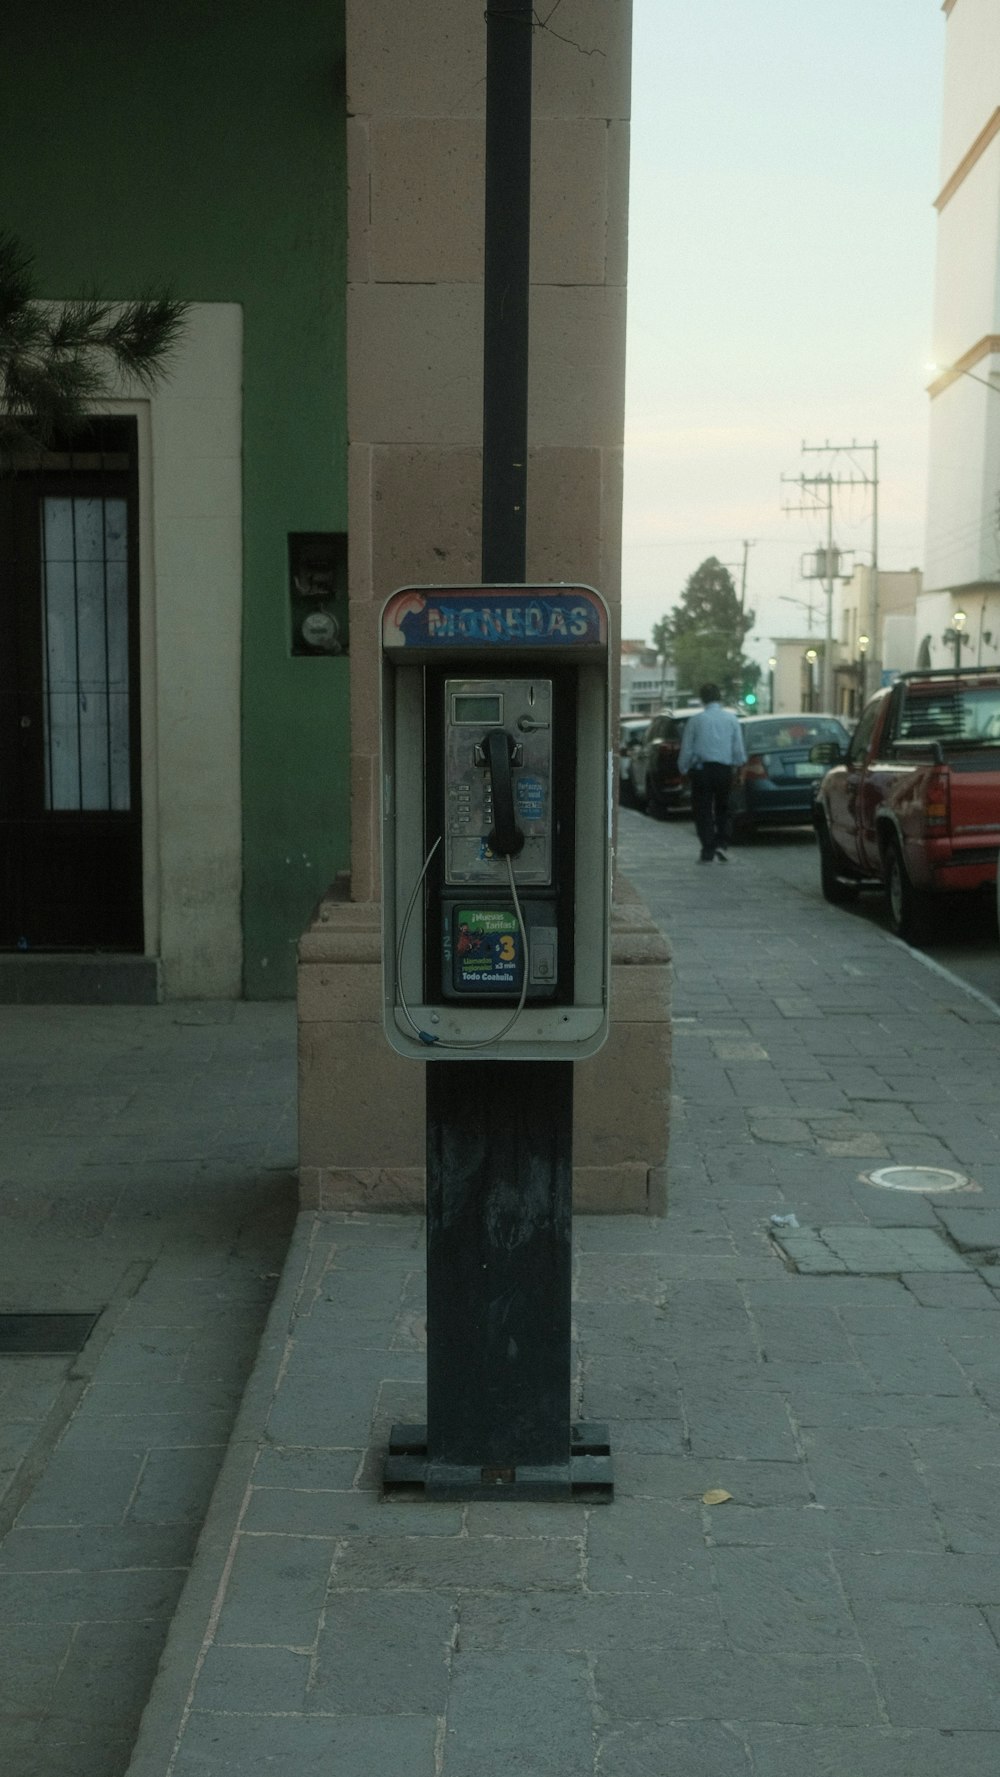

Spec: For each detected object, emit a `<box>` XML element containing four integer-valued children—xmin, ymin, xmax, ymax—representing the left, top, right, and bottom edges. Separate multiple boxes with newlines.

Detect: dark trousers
<box><xmin>691</xmin><ymin>762</ymin><xmax>733</xmax><ymax>858</ymax></box>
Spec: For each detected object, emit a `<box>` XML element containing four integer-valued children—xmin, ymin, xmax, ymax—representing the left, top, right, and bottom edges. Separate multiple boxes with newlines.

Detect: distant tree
<box><xmin>653</xmin><ymin>556</ymin><xmax>756</xmax><ymax>702</ymax></box>
<box><xmin>0</xmin><ymin>230</ymin><xmax>187</xmax><ymax>457</ymax></box>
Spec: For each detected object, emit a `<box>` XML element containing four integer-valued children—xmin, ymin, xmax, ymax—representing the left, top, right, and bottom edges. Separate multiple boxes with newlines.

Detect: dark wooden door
<box><xmin>0</xmin><ymin>419</ymin><xmax>143</xmax><ymax>951</ymax></box>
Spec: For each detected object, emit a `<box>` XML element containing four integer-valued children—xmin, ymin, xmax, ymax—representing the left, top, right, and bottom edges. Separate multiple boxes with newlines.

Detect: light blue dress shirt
<box><xmin>678</xmin><ymin>702</ymin><xmax>747</xmax><ymax>772</ymax></box>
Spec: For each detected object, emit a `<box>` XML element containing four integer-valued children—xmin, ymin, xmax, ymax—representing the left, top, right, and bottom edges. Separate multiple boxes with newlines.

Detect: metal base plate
<box><xmin>384</xmin><ymin>1422</ymin><xmax>613</xmax><ymax>1501</ymax></box>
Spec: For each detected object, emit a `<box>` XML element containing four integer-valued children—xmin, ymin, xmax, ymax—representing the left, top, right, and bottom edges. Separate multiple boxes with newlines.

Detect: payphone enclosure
<box><xmin>380</xmin><ymin>585</ymin><xmax>612</xmax><ymax>1062</ymax></box>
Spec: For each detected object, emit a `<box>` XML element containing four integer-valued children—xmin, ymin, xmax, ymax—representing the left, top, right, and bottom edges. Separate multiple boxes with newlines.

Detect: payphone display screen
<box><xmin>451</xmin><ymin>693</ymin><xmax>503</xmax><ymax>725</ymax></box>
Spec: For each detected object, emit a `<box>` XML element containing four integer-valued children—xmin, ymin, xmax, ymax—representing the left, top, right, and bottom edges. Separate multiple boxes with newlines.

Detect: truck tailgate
<box><xmin>948</xmin><ymin>752</ymin><xmax>1000</xmax><ymax>855</ymax></box>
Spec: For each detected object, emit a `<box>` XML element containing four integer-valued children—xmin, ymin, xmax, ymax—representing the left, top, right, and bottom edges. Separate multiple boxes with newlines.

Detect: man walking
<box><xmin>677</xmin><ymin>683</ymin><xmax>747</xmax><ymax>862</ymax></box>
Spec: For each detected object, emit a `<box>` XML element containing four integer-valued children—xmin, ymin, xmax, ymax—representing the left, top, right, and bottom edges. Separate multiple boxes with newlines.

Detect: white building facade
<box><xmin>620</xmin><ymin>641</ymin><xmax>677</xmax><ymax>713</ymax></box>
<box><xmin>922</xmin><ymin>0</ymin><xmax>1000</xmax><ymax>672</ymax></box>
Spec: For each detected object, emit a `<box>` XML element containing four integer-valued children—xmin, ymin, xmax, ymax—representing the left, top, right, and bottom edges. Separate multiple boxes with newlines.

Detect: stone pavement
<box><xmin>0</xmin><ymin>1002</ymin><xmax>297</xmax><ymax>1777</ymax></box>
<box><xmin>7</xmin><ymin>809</ymin><xmax>1000</xmax><ymax>1776</ymax></box>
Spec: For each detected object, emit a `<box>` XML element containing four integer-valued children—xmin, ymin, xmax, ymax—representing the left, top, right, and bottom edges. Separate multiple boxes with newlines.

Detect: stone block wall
<box><xmin>298</xmin><ymin>879</ymin><xmax>670</xmax><ymax>1214</ymax></box>
<box><xmin>297</xmin><ymin>1</ymin><xmax>672</xmax><ymax>1214</ymax></box>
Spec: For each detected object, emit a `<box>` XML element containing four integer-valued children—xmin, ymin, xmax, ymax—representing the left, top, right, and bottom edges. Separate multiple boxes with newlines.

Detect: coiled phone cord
<box><xmin>395</xmin><ymin>839</ymin><xmax>531</xmax><ymax>1049</ymax></box>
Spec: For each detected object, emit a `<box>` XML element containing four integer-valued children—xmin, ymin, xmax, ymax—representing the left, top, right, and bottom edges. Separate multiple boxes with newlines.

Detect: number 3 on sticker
<box><xmin>498</xmin><ymin>935</ymin><xmax>516</xmax><ymax>963</ymax></box>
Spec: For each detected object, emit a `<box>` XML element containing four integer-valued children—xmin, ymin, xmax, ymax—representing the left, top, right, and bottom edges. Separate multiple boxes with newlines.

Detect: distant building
<box><xmin>770</xmin><ymin>638</ymin><xmax>823</xmax><ymax>715</ymax></box>
<box><xmin>835</xmin><ymin>566</ymin><xmax>921</xmax><ymax>708</ymax></box>
<box><xmin>768</xmin><ymin>564</ymin><xmax>921</xmax><ymax>715</ymax></box>
<box><xmin>923</xmin><ymin>0</ymin><xmax>1000</xmax><ymax>676</ymax></box>
<box><xmin>620</xmin><ymin>640</ymin><xmax>677</xmax><ymax>713</ymax></box>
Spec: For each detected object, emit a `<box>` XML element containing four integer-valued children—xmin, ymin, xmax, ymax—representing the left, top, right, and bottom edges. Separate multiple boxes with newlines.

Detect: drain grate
<box><xmin>0</xmin><ymin>1314</ymin><xmax>99</xmax><ymax>1355</ymax></box>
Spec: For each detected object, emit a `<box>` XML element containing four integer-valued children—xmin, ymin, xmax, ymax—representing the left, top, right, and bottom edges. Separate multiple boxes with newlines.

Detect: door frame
<box><xmin>105</xmin><ymin>304</ymin><xmax>244</xmax><ymax>998</ymax></box>
<box><xmin>0</xmin><ymin>418</ymin><xmax>146</xmax><ymax>951</ymax></box>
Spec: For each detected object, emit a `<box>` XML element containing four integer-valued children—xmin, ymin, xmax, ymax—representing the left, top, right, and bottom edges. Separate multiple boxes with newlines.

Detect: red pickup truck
<box><xmin>812</xmin><ymin>668</ymin><xmax>1000</xmax><ymax>943</ymax></box>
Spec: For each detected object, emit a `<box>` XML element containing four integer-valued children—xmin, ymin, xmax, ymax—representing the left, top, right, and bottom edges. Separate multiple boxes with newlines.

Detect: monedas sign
<box><xmin>383</xmin><ymin>586</ymin><xmax>607</xmax><ymax>651</ymax></box>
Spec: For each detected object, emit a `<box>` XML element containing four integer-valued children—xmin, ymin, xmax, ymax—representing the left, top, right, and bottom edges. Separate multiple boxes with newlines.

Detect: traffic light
<box><xmin>743</xmin><ymin>689</ymin><xmax>757</xmax><ymax>707</ymax></box>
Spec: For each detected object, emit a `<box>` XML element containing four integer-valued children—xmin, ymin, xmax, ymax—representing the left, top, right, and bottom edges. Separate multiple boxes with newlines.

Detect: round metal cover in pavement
<box><xmin>863</xmin><ymin>1165</ymin><xmax>976</xmax><ymax>1194</ymax></box>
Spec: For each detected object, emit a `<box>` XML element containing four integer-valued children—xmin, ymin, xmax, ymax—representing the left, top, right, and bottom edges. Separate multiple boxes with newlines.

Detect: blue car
<box><xmin>729</xmin><ymin>713</ymin><xmax>851</xmax><ymax>840</ymax></box>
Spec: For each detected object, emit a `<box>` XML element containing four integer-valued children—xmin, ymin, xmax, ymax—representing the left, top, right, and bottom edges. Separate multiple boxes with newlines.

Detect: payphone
<box><xmin>380</xmin><ymin>583</ymin><xmax>615</xmax><ymax>1501</ymax></box>
<box><xmin>381</xmin><ymin>585</ymin><xmax>611</xmax><ymax>1061</ymax></box>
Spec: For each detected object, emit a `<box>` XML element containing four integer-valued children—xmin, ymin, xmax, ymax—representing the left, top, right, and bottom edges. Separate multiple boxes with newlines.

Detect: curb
<box><xmin>123</xmin><ymin>1213</ymin><xmax>321</xmax><ymax>1777</ymax></box>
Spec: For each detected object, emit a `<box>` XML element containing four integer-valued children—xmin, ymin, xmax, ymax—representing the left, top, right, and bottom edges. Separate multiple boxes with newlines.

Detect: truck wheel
<box><xmin>816</xmin><ymin>817</ymin><xmax>860</xmax><ymax>905</ymax></box>
<box><xmin>885</xmin><ymin>836</ymin><xmax>934</xmax><ymax>945</ymax></box>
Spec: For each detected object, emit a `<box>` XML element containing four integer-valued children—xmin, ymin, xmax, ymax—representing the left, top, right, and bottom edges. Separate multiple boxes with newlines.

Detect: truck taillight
<box><xmin>925</xmin><ymin>767</ymin><xmax>950</xmax><ymax>829</ymax></box>
<box><xmin>743</xmin><ymin>754</ymin><xmax>767</xmax><ymax>780</ymax></box>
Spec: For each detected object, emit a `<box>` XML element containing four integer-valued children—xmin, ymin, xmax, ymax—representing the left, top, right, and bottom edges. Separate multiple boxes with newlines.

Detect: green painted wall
<box><xmin>0</xmin><ymin>3</ymin><xmax>349</xmax><ymax>997</ymax></box>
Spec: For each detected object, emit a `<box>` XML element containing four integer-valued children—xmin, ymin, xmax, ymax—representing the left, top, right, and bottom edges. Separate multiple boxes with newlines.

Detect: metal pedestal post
<box><xmin>385</xmin><ymin>1060</ymin><xmax>612</xmax><ymax>1500</ymax></box>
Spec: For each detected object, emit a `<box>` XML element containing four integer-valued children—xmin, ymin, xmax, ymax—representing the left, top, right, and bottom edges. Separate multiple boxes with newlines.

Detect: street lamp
<box><xmin>942</xmin><ymin>609</ymin><xmax>968</xmax><ymax>670</ymax></box>
<box><xmin>804</xmin><ymin>647</ymin><xmax>818</xmax><ymax>712</ymax></box>
<box><xmin>857</xmin><ymin>633</ymin><xmax>869</xmax><ymax>712</ymax></box>
<box><xmin>768</xmin><ymin>655</ymin><xmax>777</xmax><ymax>713</ymax></box>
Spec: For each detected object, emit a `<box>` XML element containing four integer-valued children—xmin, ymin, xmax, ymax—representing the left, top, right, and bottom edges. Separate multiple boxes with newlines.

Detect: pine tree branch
<box><xmin>0</xmin><ymin>231</ymin><xmax>188</xmax><ymax>457</ymax></box>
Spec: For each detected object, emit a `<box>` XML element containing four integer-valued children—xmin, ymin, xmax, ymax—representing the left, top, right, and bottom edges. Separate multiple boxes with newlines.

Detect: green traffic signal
<box><xmin>743</xmin><ymin>691</ymin><xmax>757</xmax><ymax>706</ymax></box>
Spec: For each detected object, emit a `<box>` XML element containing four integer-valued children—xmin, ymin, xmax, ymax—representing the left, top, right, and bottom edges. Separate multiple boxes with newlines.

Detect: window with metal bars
<box><xmin>40</xmin><ymin>491</ymin><xmax>131</xmax><ymax>811</ymax></box>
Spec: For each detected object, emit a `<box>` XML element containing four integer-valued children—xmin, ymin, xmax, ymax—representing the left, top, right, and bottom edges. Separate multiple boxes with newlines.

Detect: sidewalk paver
<box><xmin>122</xmin><ymin>817</ymin><xmax>1000</xmax><ymax>1776</ymax></box>
<box><xmin>6</xmin><ymin>816</ymin><xmax>1000</xmax><ymax>1776</ymax></box>
<box><xmin>0</xmin><ymin>1002</ymin><xmax>297</xmax><ymax>1777</ymax></box>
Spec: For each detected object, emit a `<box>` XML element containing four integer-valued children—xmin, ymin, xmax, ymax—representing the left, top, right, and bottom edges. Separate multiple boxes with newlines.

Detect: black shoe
<box><xmin>698</xmin><ymin>852</ymin><xmax>713</xmax><ymax>863</ymax></box>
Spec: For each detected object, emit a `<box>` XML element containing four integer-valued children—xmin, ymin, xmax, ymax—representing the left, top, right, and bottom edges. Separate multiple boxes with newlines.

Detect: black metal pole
<box><xmin>385</xmin><ymin>0</ymin><xmax>607</xmax><ymax>1499</ymax></box>
<box><xmin>425</xmin><ymin>1060</ymin><xmax>572</xmax><ymax>1476</ymax></box>
<box><xmin>481</xmin><ymin>0</ymin><xmax>532</xmax><ymax>585</ymax></box>
<box><xmin>429</xmin><ymin>0</ymin><xmax>576</xmax><ymax>1490</ymax></box>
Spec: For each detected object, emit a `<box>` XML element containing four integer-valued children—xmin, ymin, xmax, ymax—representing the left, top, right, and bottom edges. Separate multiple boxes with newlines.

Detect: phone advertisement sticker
<box><xmin>453</xmin><ymin>908</ymin><xmax>521</xmax><ymax>991</ymax></box>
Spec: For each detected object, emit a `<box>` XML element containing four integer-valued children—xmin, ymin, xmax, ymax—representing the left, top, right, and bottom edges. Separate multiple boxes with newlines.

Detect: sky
<box><xmin>622</xmin><ymin>0</ymin><xmax>947</xmax><ymax>667</ymax></box>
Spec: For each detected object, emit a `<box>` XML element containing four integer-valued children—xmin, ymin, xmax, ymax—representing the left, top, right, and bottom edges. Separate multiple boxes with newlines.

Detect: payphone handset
<box><xmin>443</xmin><ymin>678</ymin><xmax>552</xmax><ymax>886</ymax></box>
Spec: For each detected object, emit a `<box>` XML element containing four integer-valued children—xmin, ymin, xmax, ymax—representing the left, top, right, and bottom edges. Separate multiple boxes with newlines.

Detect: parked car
<box><xmin>628</xmin><ymin>711</ymin><xmax>694</xmax><ymax>818</ymax></box>
<box><xmin>812</xmin><ymin>668</ymin><xmax>1000</xmax><ymax>943</ymax></box>
<box><xmin>618</xmin><ymin>716</ymin><xmax>650</xmax><ymax>806</ymax></box>
<box><xmin>728</xmin><ymin>714</ymin><xmax>851</xmax><ymax>840</ymax></box>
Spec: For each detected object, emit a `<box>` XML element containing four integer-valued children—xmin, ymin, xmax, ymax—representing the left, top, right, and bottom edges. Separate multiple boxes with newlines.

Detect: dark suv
<box><xmin>627</xmin><ymin>711</ymin><xmax>694</xmax><ymax>818</ymax></box>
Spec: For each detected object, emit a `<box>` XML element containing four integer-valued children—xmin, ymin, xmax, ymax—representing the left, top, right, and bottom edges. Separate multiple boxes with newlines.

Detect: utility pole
<box><xmin>782</xmin><ymin>440</ymin><xmax>880</xmax><ymax>713</ymax></box>
<box><xmin>802</xmin><ymin>441</ymin><xmax>880</xmax><ymax>701</ymax></box>
<box><xmin>780</xmin><ymin>594</ymin><xmax>822</xmax><ymax>632</ymax></box>
<box><xmin>824</xmin><ymin>491</ymin><xmax>834</xmax><ymax>712</ymax></box>
<box><xmin>781</xmin><ymin>470</ymin><xmax>835</xmax><ymax>712</ymax></box>
<box><xmin>720</xmin><ymin>542</ymin><xmax>754</xmax><ymax>689</ymax></box>
<box><xmin>738</xmin><ymin>538</ymin><xmax>754</xmax><ymax>616</ymax></box>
